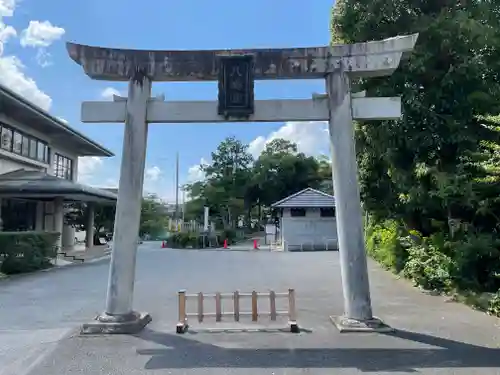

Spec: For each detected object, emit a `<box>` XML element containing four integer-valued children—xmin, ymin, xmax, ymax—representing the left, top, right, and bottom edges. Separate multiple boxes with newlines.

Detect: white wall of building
<box><xmin>0</xmin><ymin>154</ymin><xmax>44</xmax><ymax>175</ymax></box>
<box><xmin>281</xmin><ymin>207</ymin><xmax>338</xmax><ymax>251</ymax></box>
<box><xmin>0</xmin><ymin>111</ymin><xmax>79</xmax><ymax>247</ymax></box>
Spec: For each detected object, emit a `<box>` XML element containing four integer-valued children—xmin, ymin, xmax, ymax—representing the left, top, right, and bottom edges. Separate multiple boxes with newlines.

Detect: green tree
<box><xmin>201</xmin><ymin>136</ymin><xmax>254</xmax><ymax>228</ymax></box>
<box><xmin>331</xmin><ymin>0</ymin><xmax>500</xmax><ymax>234</ymax></box>
<box><xmin>139</xmin><ymin>194</ymin><xmax>169</xmax><ymax>237</ymax></box>
<box><xmin>316</xmin><ymin>155</ymin><xmax>333</xmax><ymax>193</ymax></box>
<box><xmin>253</xmin><ymin>139</ymin><xmax>323</xmax><ymax>207</ymax></box>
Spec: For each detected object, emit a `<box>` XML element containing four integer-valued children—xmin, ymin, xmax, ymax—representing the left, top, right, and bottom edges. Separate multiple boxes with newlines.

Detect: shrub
<box><xmin>220</xmin><ymin>228</ymin><xmax>237</xmax><ymax>245</ymax></box>
<box><xmin>487</xmin><ymin>291</ymin><xmax>500</xmax><ymax>317</ymax></box>
<box><xmin>403</xmin><ymin>237</ymin><xmax>454</xmax><ymax>292</ymax></box>
<box><xmin>365</xmin><ymin>220</ymin><xmax>407</xmax><ymax>272</ymax></box>
<box><xmin>0</xmin><ymin>231</ymin><xmax>59</xmax><ymax>275</ymax></box>
<box><xmin>168</xmin><ymin>232</ymin><xmax>199</xmax><ymax>248</ymax></box>
<box><xmin>451</xmin><ymin>234</ymin><xmax>500</xmax><ymax>293</ymax></box>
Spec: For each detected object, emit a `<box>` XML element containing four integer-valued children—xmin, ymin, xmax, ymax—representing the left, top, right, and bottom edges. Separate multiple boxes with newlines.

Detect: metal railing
<box><xmin>176</xmin><ymin>288</ymin><xmax>299</xmax><ymax>333</ymax></box>
<box><xmin>288</xmin><ymin>238</ymin><xmax>338</xmax><ymax>252</ymax></box>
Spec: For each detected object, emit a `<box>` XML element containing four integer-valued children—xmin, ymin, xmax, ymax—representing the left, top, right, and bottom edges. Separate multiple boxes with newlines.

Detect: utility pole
<box><xmin>182</xmin><ymin>186</ymin><xmax>186</xmax><ymax>222</ymax></box>
<box><xmin>174</xmin><ymin>151</ymin><xmax>179</xmax><ymax>223</ymax></box>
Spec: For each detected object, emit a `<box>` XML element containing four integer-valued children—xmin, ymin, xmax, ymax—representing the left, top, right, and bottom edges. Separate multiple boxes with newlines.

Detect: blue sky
<box><xmin>0</xmin><ymin>0</ymin><xmax>334</xmax><ymax>201</ymax></box>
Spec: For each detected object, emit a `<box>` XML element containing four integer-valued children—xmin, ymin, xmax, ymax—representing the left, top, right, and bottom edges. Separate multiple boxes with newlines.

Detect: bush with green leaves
<box><xmin>0</xmin><ymin>232</ymin><xmax>59</xmax><ymax>274</ymax></box>
<box><xmin>220</xmin><ymin>228</ymin><xmax>237</xmax><ymax>245</ymax></box>
<box><xmin>168</xmin><ymin>232</ymin><xmax>198</xmax><ymax>248</ymax></box>
<box><xmin>402</xmin><ymin>237</ymin><xmax>455</xmax><ymax>292</ymax></box>
<box><xmin>451</xmin><ymin>234</ymin><xmax>500</xmax><ymax>293</ymax></box>
<box><xmin>365</xmin><ymin>219</ymin><xmax>408</xmax><ymax>273</ymax></box>
<box><xmin>487</xmin><ymin>291</ymin><xmax>500</xmax><ymax>317</ymax></box>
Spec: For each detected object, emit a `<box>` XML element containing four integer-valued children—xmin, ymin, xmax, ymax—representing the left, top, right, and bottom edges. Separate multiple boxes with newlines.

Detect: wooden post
<box><xmin>197</xmin><ymin>292</ymin><xmax>204</xmax><ymax>322</ymax></box>
<box><xmin>233</xmin><ymin>291</ymin><xmax>240</xmax><ymax>322</ymax></box>
<box><xmin>288</xmin><ymin>288</ymin><xmax>296</xmax><ymax>322</ymax></box>
<box><xmin>215</xmin><ymin>292</ymin><xmax>222</xmax><ymax>322</ymax></box>
<box><xmin>251</xmin><ymin>291</ymin><xmax>258</xmax><ymax>322</ymax></box>
<box><xmin>269</xmin><ymin>291</ymin><xmax>277</xmax><ymax>321</ymax></box>
<box><xmin>177</xmin><ymin>290</ymin><xmax>187</xmax><ymax>333</ymax></box>
<box><xmin>288</xmin><ymin>288</ymin><xmax>299</xmax><ymax>333</ymax></box>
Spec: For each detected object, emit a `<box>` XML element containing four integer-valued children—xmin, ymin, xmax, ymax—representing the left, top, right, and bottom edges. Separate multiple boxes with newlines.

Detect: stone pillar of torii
<box><xmin>66</xmin><ymin>33</ymin><xmax>418</xmax><ymax>334</ymax></box>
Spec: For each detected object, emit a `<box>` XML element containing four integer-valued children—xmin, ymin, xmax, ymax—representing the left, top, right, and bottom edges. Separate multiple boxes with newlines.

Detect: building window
<box><xmin>320</xmin><ymin>208</ymin><xmax>336</xmax><ymax>217</ymax></box>
<box><xmin>54</xmin><ymin>153</ymin><xmax>73</xmax><ymax>180</ymax></box>
<box><xmin>0</xmin><ymin>122</ymin><xmax>49</xmax><ymax>163</ymax></box>
<box><xmin>1</xmin><ymin>126</ymin><xmax>12</xmax><ymax>151</ymax></box>
<box><xmin>12</xmin><ymin>131</ymin><xmax>22</xmax><ymax>154</ymax></box>
<box><xmin>37</xmin><ymin>141</ymin><xmax>46</xmax><ymax>162</ymax></box>
<box><xmin>44</xmin><ymin>144</ymin><xmax>49</xmax><ymax>163</ymax></box>
<box><xmin>29</xmin><ymin>139</ymin><xmax>37</xmax><ymax>159</ymax></box>
<box><xmin>290</xmin><ymin>208</ymin><xmax>306</xmax><ymax>217</ymax></box>
<box><xmin>22</xmin><ymin>136</ymin><xmax>30</xmax><ymax>157</ymax></box>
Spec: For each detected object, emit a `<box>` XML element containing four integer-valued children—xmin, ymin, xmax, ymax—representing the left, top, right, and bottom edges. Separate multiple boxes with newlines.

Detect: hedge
<box><xmin>0</xmin><ymin>231</ymin><xmax>60</xmax><ymax>275</ymax></box>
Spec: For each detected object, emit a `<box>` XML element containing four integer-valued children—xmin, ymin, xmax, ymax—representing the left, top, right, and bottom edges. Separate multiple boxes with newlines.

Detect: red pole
<box><xmin>223</xmin><ymin>239</ymin><xmax>228</xmax><ymax>249</ymax></box>
<box><xmin>253</xmin><ymin>239</ymin><xmax>258</xmax><ymax>249</ymax></box>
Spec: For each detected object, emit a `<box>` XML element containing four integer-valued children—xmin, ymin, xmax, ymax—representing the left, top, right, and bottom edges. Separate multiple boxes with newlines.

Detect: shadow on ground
<box><xmin>135</xmin><ymin>328</ymin><xmax>500</xmax><ymax>372</ymax></box>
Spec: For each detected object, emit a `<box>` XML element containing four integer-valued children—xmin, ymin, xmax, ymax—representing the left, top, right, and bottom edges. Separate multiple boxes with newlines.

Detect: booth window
<box><xmin>290</xmin><ymin>208</ymin><xmax>306</xmax><ymax>217</ymax></box>
<box><xmin>320</xmin><ymin>208</ymin><xmax>336</xmax><ymax>217</ymax></box>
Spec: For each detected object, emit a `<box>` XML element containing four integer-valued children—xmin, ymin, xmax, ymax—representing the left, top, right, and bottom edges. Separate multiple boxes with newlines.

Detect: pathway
<box><xmin>0</xmin><ymin>242</ymin><xmax>499</xmax><ymax>374</ymax></box>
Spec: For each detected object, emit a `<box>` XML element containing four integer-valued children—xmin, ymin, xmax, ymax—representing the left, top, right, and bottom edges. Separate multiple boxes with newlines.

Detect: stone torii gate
<box><xmin>67</xmin><ymin>33</ymin><xmax>418</xmax><ymax>334</ymax></box>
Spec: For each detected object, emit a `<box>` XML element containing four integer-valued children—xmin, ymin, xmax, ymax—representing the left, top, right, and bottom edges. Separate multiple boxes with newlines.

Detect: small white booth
<box><xmin>271</xmin><ymin>188</ymin><xmax>338</xmax><ymax>251</ymax></box>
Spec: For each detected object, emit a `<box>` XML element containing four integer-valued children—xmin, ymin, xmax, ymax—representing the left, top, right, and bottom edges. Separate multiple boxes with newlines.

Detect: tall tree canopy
<box><xmin>331</xmin><ymin>0</ymin><xmax>500</xmax><ymax>234</ymax></box>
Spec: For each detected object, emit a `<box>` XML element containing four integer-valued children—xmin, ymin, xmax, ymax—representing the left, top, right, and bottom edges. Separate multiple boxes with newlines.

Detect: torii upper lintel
<box><xmin>66</xmin><ymin>33</ymin><xmax>418</xmax><ymax>82</ymax></box>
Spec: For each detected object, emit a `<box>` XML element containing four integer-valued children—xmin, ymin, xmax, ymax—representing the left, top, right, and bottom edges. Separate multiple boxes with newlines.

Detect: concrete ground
<box><xmin>0</xmin><ymin>242</ymin><xmax>499</xmax><ymax>374</ymax></box>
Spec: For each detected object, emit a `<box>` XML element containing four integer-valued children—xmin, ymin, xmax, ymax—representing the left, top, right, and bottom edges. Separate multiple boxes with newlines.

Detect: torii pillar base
<box><xmin>330</xmin><ymin>315</ymin><xmax>393</xmax><ymax>333</ymax></box>
<box><xmin>81</xmin><ymin>311</ymin><xmax>152</xmax><ymax>335</ymax></box>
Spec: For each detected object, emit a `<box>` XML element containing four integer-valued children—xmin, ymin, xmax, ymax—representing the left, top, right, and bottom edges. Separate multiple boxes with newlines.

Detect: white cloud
<box><xmin>35</xmin><ymin>48</ymin><xmax>52</xmax><ymax>67</ymax></box>
<box><xmin>19</xmin><ymin>20</ymin><xmax>65</xmax><ymax>67</ymax></box>
<box><xmin>0</xmin><ymin>56</ymin><xmax>52</xmax><ymax>110</ymax></box>
<box><xmin>248</xmin><ymin>121</ymin><xmax>329</xmax><ymax>158</ymax></box>
<box><xmin>0</xmin><ymin>22</ymin><xmax>15</xmax><ymax>55</ymax></box>
<box><xmin>0</xmin><ymin>2</ymin><xmax>54</xmax><ymax>109</ymax></box>
<box><xmin>145</xmin><ymin>166</ymin><xmax>161</xmax><ymax>182</ymax></box>
<box><xmin>77</xmin><ymin>156</ymin><xmax>103</xmax><ymax>183</ymax></box>
<box><xmin>20</xmin><ymin>20</ymin><xmax>65</xmax><ymax>48</ymax></box>
<box><xmin>187</xmin><ymin>158</ymin><xmax>208</xmax><ymax>182</ymax></box>
<box><xmin>0</xmin><ymin>0</ymin><xmax>16</xmax><ymax>18</ymax></box>
<box><xmin>101</xmin><ymin>87</ymin><xmax>121</xmax><ymax>100</ymax></box>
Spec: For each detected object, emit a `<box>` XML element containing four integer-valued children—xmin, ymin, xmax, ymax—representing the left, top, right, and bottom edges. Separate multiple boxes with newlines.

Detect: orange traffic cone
<box><xmin>161</xmin><ymin>240</ymin><xmax>166</xmax><ymax>248</ymax></box>
<box><xmin>223</xmin><ymin>239</ymin><xmax>228</xmax><ymax>249</ymax></box>
<box><xmin>253</xmin><ymin>239</ymin><xmax>258</xmax><ymax>249</ymax></box>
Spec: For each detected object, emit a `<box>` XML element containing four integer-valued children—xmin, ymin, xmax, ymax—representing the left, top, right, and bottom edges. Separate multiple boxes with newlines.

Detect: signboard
<box><xmin>217</xmin><ymin>55</ymin><xmax>254</xmax><ymax>117</ymax></box>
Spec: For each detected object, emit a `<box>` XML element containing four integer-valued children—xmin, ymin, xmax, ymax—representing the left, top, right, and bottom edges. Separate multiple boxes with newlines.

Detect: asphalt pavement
<box><xmin>0</xmin><ymin>242</ymin><xmax>499</xmax><ymax>374</ymax></box>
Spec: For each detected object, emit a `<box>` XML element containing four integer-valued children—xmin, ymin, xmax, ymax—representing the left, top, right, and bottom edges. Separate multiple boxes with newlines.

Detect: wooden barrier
<box><xmin>176</xmin><ymin>288</ymin><xmax>299</xmax><ymax>333</ymax></box>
